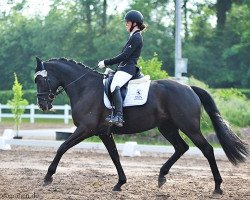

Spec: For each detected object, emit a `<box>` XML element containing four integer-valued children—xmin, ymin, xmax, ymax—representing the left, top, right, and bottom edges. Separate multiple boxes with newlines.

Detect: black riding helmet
<box><xmin>124</xmin><ymin>10</ymin><xmax>144</xmax><ymax>32</ymax></box>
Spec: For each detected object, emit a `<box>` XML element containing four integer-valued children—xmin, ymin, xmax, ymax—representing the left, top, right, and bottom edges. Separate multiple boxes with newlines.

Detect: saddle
<box><xmin>104</xmin><ymin>67</ymin><xmax>144</xmax><ymax>103</ymax></box>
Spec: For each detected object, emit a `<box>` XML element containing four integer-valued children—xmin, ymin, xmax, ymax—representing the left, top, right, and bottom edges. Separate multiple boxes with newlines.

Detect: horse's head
<box><xmin>34</xmin><ymin>57</ymin><xmax>60</xmax><ymax>111</ymax></box>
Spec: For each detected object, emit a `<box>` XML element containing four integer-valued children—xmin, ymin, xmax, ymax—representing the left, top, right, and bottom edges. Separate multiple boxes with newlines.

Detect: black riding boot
<box><xmin>110</xmin><ymin>86</ymin><xmax>124</xmax><ymax>127</ymax></box>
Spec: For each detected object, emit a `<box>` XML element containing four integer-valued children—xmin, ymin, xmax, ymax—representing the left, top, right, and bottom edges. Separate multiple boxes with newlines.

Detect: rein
<box><xmin>55</xmin><ymin>66</ymin><xmax>99</xmax><ymax>96</ymax></box>
<box><xmin>35</xmin><ymin>62</ymin><xmax>99</xmax><ymax>101</ymax></box>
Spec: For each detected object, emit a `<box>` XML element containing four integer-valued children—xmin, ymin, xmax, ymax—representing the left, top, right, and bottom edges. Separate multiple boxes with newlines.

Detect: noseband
<box><xmin>36</xmin><ymin>79</ymin><xmax>56</xmax><ymax>102</ymax></box>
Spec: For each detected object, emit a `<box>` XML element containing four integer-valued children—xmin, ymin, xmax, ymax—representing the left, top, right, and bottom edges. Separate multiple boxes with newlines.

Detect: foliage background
<box><xmin>0</xmin><ymin>0</ymin><xmax>249</xmax><ymax>144</ymax></box>
<box><xmin>0</xmin><ymin>0</ymin><xmax>249</xmax><ymax>90</ymax></box>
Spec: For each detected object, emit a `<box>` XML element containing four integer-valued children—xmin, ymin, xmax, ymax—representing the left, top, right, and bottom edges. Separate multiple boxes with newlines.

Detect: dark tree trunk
<box><xmin>85</xmin><ymin>1</ymin><xmax>92</xmax><ymax>30</ymax></box>
<box><xmin>216</xmin><ymin>0</ymin><xmax>232</xmax><ymax>29</ymax></box>
<box><xmin>102</xmin><ymin>0</ymin><xmax>107</xmax><ymax>32</ymax></box>
<box><xmin>183</xmin><ymin>0</ymin><xmax>188</xmax><ymax>38</ymax></box>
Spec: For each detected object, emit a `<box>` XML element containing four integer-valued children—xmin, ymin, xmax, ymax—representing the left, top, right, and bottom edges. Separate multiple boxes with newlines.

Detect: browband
<box><xmin>34</xmin><ymin>70</ymin><xmax>47</xmax><ymax>79</ymax></box>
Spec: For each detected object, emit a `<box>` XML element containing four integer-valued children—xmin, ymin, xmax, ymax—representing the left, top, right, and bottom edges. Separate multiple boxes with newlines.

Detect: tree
<box><xmin>184</xmin><ymin>1</ymin><xmax>250</xmax><ymax>87</ymax></box>
<box><xmin>216</xmin><ymin>0</ymin><xmax>232</xmax><ymax>29</ymax></box>
<box><xmin>0</xmin><ymin>0</ymin><xmax>249</xmax><ymax>89</ymax></box>
<box><xmin>102</xmin><ymin>0</ymin><xmax>107</xmax><ymax>32</ymax></box>
<box><xmin>222</xmin><ymin>4</ymin><xmax>250</xmax><ymax>87</ymax></box>
<box><xmin>0</xmin><ymin>11</ymin><xmax>42</xmax><ymax>90</ymax></box>
<box><xmin>183</xmin><ymin>0</ymin><xmax>189</xmax><ymax>38</ymax></box>
<box><xmin>215</xmin><ymin>0</ymin><xmax>250</xmax><ymax>30</ymax></box>
<box><xmin>7</xmin><ymin>73</ymin><xmax>28</xmax><ymax>138</ymax></box>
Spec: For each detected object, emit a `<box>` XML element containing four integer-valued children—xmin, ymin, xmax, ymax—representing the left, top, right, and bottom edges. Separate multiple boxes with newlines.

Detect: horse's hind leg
<box><xmin>158</xmin><ymin>121</ymin><xmax>189</xmax><ymax>188</ymax></box>
<box><xmin>44</xmin><ymin>126</ymin><xmax>93</xmax><ymax>185</ymax></box>
<box><xmin>182</xmin><ymin>128</ymin><xmax>223</xmax><ymax>195</ymax></box>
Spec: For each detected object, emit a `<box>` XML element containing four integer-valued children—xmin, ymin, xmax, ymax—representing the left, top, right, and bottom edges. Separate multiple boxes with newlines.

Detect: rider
<box><xmin>98</xmin><ymin>10</ymin><xmax>146</xmax><ymax>127</ymax></box>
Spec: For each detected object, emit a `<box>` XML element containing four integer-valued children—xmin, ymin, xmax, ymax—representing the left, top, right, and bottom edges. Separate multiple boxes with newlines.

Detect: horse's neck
<box><xmin>54</xmin><ymin>64</ymin><xmax>102</xmax><ymax>107</ymax></box>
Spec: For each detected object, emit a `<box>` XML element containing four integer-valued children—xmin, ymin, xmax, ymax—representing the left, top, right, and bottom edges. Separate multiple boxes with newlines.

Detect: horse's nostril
<box><xmin>38</xmin><ymin>103</ymin><xmax>43</xmax><ymax>110</ymax></box>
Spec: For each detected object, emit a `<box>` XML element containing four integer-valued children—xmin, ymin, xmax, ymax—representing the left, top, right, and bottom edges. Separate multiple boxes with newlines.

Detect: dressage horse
<box><xmin>34</xmin><ymin>57</ymin><xmax>249</xmax><ymax>194</ymax></box>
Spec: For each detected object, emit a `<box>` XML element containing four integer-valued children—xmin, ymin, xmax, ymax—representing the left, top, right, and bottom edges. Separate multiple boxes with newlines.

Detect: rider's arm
<box><xmin>104</xmin><ymin>36</ymin><xmax>141</xmax><ymax>66</ymax></box>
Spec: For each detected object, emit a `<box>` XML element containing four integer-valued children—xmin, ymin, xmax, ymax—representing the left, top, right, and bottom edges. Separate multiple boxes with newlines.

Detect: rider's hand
<box><xmin>98</xmin><ymin>60</ymin><xmax>106</xmax><ymax>69</ymax></box>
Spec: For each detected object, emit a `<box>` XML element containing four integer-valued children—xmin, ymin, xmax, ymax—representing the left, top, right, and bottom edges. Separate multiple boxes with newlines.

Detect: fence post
<box><xmin>30</xmin><ymin>104</ymin><xmax>35</xmax><ymax>123</ymax></box>
<box><xmin>64</xmin><ymin>104</ymin><xmax>69</xmax><ymax>124</ymax></box>
<box><xmin>0</xmin><ymin>103</ymin><xmax>2</xmax><ymax>122</ymax></box>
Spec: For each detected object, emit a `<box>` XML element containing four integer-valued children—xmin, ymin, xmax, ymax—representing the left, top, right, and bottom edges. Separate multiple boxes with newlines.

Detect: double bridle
<box><xmin>34</xmin><ymin>62</ymin><xmax>99</xmax><ymax>102</ymax></box>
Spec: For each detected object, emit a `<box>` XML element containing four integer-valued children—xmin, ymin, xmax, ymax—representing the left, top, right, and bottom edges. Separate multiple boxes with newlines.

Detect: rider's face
<box><xmin>125</xmin><ymin>21</ymin><xmax>132</xmax><ymax>32</ymax></box>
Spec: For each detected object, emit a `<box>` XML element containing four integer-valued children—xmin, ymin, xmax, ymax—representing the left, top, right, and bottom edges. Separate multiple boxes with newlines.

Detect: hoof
<box><xmin>213</xmin><ymin>188</ymin><xmax>223</xmax><ymax>195</ymax></box>
<box><xmin>112</xmin><ymin>179</ymin><xmax>126</xmax><ymax>191</ymax></box>
<box><xmin>43</xmin><ymin>177</ymin><xmax>53</xmax><ymax>186</ymax></box>
<box><xmin>158</xmin><ymin>177</ymin><xmax>166</xmax><ymax>188</ymax></box>
<box><xmin>112</xmin><ymin>185</ymin><xmax>122</xmax><ymax>191</ymax></box>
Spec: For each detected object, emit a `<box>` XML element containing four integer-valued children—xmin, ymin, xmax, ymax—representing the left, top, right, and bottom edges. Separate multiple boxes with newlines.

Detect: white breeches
<box><xmin>110</xmin><ymin>71</ymin><xmax>132</xmax><ymax>93</ymax></box>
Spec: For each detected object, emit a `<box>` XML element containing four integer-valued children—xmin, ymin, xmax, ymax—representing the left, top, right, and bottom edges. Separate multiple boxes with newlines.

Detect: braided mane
<box><xmin>46</xmin><ymin>57</ymin><xmax>103</xmax><ymax>75</ymax></box>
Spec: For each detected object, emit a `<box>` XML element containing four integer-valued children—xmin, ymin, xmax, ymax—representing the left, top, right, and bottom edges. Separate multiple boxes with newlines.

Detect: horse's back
<box><xmin>152</xmin><ymin>79</ymin><xmax>201</xmax><ymax>106</ymax></box>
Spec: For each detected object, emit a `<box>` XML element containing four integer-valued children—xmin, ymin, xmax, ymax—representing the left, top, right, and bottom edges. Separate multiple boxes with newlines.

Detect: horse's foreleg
<box><xmin>158</xmin><ymin>122</ymin><xmax>189</xmax><ymax>188</ymax></box>
<box><xmin>44</xmin><ymin>126</ymin><xmax>92</xmax><ymax>186</ymax></box>
<box><xmin>99</xmin><ymin>132</ymin><xmax>126</xmax><ymax>191</ymax></box>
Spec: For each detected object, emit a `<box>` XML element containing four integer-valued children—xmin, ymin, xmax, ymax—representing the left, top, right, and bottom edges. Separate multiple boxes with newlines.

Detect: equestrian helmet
<box><xmin>124</xmin><ymin>10</ymin><xmax>144</xmax><ymax>24</ymax></box>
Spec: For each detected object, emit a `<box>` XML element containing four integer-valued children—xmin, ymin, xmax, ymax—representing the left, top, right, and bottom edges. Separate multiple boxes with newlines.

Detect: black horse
<box><xmin>34</xmin><ymin>57</ymin><xmax>249</xmax><ymax>194</ymax></box>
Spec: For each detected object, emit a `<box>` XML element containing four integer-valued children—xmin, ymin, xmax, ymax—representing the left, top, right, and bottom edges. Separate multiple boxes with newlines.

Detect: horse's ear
<box><xmin>35</xmin><ymin>57</ymin><xmax>43</xmax><ymax>71</ymax></box>
<box><xmin>36</xmin><ymin>56</ymin><xmax>42</xmax><ymax>65</ymax></box>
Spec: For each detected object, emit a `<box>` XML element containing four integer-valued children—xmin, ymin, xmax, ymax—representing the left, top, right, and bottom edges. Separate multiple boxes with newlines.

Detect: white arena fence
<box><xmin>0</xmin><ymin>104</ymin><xmax>72</xmax><ymax>124</ymax></box>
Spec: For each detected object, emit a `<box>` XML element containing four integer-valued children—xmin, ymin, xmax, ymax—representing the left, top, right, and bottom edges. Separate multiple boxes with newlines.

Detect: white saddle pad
<box><xmin>103</xmin><ymin>75</ymin><xmax>151</xmax><ymax>109</ymax></box>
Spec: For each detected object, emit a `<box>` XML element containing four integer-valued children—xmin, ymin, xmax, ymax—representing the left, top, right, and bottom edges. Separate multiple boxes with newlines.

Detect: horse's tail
<box><xmin>191</xmin><ymin>86</ymin><xmax>249</xmax><ymax>165</ymax></box>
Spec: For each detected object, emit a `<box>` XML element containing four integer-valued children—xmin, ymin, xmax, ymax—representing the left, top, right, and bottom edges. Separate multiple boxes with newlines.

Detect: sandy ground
<box><xmin>0</xmin><ymin>123</ymin><xmax>72</xmax><ymax>135</ymax></box>
<box><xmin>0</xmin><ymin>123</ymin><xmax>249</xmax><ymax>199</ymax></box>
<box><xmin>0</xmin><ymin>146</ymin><xmax>249</xmax><ymax>200</ymax></box>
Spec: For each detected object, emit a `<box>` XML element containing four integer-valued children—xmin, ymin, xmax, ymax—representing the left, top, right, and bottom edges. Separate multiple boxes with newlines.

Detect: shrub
<box><xmin>213</xmin><ymin>88</ymin><xmax>246</xmax><ymax>101</ymax></box>
<box><xmin>7</xmin><ymin>73</ymin><xmax>28</xmax><ymax>137</ymax></box>
<box><xmin>240</xmin><ymin>89</ymin><xmax>250</xmax><ymax>99</ymax></box>
<box><xmin>0</xmin><ymin>90</ymin><xmax>13</xmax><ymax>104</ymax></box>
<box><xmin>138</xmin><ymin>53</ymin><xmax>168</xmax><ymax>80</ymax></box>
<box><xmin>214</xmin><ymin>89</ymin><xmax>250</xmax><ymax>127</ymax></box>
<box><xmin>188</xmin><ymin>76</ymin><xmax>210</xmax><ymax>90</ymax></box>
<box><xmin>188</xmin><ymin>77</ymin><xmax>250</xmax><ymax>133</ymax></box>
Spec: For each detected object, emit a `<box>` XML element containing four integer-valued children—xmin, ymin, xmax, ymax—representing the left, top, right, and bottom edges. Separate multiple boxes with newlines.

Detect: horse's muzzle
<box><xmin>38</xmin><ymin>102</ymin><xmax>52</xmax><ymax>111</ymax></box>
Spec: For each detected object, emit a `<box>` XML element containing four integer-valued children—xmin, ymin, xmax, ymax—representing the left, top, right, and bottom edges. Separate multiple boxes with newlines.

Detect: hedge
<box><xmin>0</xmin><ymin>90</ymin><xmax>70</xmax><ymax>105</ymax></box>
<box><xmin>240</xmin><ymin>89</ymin><xmax>250</xmax><ymax>99</ymax></box>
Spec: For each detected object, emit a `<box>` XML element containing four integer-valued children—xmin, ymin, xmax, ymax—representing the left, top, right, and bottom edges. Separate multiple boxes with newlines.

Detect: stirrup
<box><xmin>109</xmin><ymin>115</ymin><xmax>124</xmax><ymax>127</ymax></box>
<box><xmin>105</xmin><ymin>115</ymin><xmax>112</xmax><ymax>123</ymax></box>
<box><xmin>114</xmin><ymin>120</ymin><xmax>123</xmax><ymax>127</ymax></box>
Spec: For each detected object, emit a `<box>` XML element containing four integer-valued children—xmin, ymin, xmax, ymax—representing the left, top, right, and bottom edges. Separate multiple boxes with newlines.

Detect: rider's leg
<box><xmin>110</xmin><ymin>71</ymin><xmax>133</xmax><ymax>93</ymax></box>
<box><xmin>111</xmin><ymin>86</ymin><xmax>123</xmax><ymax>127</ymax></box>
<box><xmin>109</xmin><ymin>71</ymin><xmax>132</xmax><ymax>127</ymax></box>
